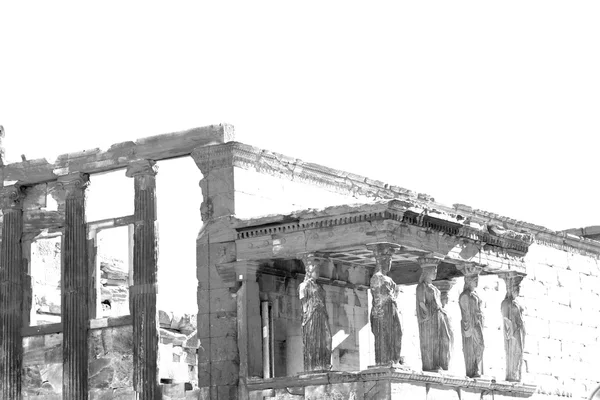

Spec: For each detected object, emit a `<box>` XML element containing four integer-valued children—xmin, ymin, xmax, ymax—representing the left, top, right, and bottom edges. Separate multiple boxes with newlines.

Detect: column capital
<box><xmin>499</xmin><ymin>271</ymin><xmax>525</xmax><ymax>297</ymax></box>
<box><xmin>366</xmin><ymin>242</ymin><xmax>401</xmax><ymax>256</ymax></box>
<box><xmin>57</xmin><ymin>172</ymin><xmax>90</xmax><ymax>196</ymax></box>
<box><xmin>367</xmin><ymin>242</ymin><xmax>401</xmax><ymax>275</ymax></box>
<box><xmin>298</xmin><ymin>252</ymin><xmax>329</xmax><ymax>273</ymax></box>
<box><xmin>126</xmin><ymin>159</ymin><xmax>158</xmax><ymax>178</ymax></box>
<box><xmin>457</xmin><ymin>263</ymin><xmax>483</xmax><ymax>277</ymax></box>
<box><xmin>432</xmin><ymin>278</ymin><xmax>457</xmax><ymax>293</ymax></box>
<box><xmin>416</xmin><ymin>254</ymin><xmax>444</xmax><ymax>268</ymax></box>
<box><xmin>0</xmin><ymin>185</ymin><xmax>25</xmax><ymax>210</ymax></box>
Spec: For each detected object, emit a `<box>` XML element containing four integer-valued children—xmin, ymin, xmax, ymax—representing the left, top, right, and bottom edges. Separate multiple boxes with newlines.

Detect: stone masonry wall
<box><xmin>234</xmin><ymin>168</ymin><xmax>372</xmax><ymax>220</ymax></box>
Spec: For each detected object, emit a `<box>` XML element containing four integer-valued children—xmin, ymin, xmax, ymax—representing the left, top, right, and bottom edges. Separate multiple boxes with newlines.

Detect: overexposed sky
<box><xmin>1</xmin><ymin>1</ymin><xmax>599</xmax><ymax>231</ymax></box>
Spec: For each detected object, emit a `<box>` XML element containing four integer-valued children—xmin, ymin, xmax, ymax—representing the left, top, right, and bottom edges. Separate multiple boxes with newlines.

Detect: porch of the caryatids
<box><xmin>457</xmin><ymin>263</ymin><xmax>485</xmax><ymax>378</ymax></box>
<box><xmin>500</xmin><ymin>272</ymin><xmax>526</xmax><ymax>382</ymax></box>
<box><xmin>299</xmin><ymin>253</ymin><xmax>332</xmax><ymax>372</ymax></box>
<box><xmin>416</xmin><ymin>256</ymin><xmax>452</xmax><ymax>372</ymax></box>
<box><xmin>366</xmin><ymin>242</ymin><xmax>403</xmax><ymax>366</ymax></box>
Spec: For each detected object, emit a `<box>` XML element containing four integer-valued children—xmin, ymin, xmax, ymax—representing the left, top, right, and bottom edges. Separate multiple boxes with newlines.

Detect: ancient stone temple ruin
<box><xmin>0</xmin><ymin>124</ymin><xmax>599</xmax><ymax>399</ymax></box>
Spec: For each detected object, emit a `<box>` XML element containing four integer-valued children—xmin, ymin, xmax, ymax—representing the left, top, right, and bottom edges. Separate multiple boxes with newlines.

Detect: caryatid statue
<box><xmin>416</xmin><ymin>257</ymin><xmax>452</xmax><ymax>371</ymax></box>
<box><xmin>367</xmin><ymin>242</ymin><xmax>403</xmax><ymax>366</ymax></box>
<box><xmin>458</xmin><ymin>264</ymin><xmax>485</xmax><ymax>378</ymax></box>
<box><xmin>500</xmin><ymin>272</ymin><xmax>525</xmax><ymax>382</ymax></box>
<box><xmin>299</xmin><ymin>254</ymin><xmax>332</xmax><ymax>371</ymax></box>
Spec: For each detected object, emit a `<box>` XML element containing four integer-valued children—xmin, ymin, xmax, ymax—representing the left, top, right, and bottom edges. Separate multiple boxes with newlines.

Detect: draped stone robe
<box><xmin>459</xmin><ymin>289</ymin><xmax>485</xmax><ymax>377</ymax></box>
<box><xmin>299</xmin><ymin>278</ymin><xmax>332</xmax><ymax>371</ymax></box>
<box><xmin>416</xmin><ymin>282</ymin><xmax>452</xmax><ymax>371</ymax></box>
<box><xmin>370</xmin><ymin>272</ymin><xmax>403</xmax><ymax>365</ymax></box>
<box><xmin>502</xmin><ymin>297</ymin><xmax>525</xmax><ymax>381</ymax></box>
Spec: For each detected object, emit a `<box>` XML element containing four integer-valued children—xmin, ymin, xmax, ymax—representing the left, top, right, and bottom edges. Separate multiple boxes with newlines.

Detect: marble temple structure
<box><xmin>0</xmin><ymin>124</ymin><xmax>599</xmax><ymax>399</ymax></box>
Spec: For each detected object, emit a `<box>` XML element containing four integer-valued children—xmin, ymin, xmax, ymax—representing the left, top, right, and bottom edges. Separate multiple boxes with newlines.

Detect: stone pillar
<box><xmin>366</xmin><ymin>242</ymin><xmax>403</xmax><ymax>366</ymax></box>
<box><xmin>416</xmin><ymin>256</ymin><xmax>452</xmax><ymax>371</ymax></box>
<box><xmin>299</xmin><ymin>254</ymin><xmax>332</xmax><ymax>372</ymax></box>
<box><xmin>126</xmin><ymin>160</ymin><xmax>160</xmax><ymax>399</ymax></box>
<box><xmin>500</xmin><ymin>272</ymin><xmax>525</xmax><ymax>382</ymax></box>
<box><xmin>457</xmin><ymin>264</ymin><xmax>485</xmax><ymax>378</ymax></box>
<box><xmin>234</xmin><ymin>261</ymin><xmax>262</xmax><ymax>400</ymax></box>
<box><xmin>59</xmin><ymin>173</ymin><xmax>90</xmax><ymax>400</ymax></box>
<box><xmin>0</xmin><ymin>185</ymin><xmax>25</xmax><ymax>399</ymax></box>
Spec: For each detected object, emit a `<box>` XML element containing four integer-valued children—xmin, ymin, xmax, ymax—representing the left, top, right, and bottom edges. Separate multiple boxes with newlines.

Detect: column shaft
<box><xmin>60</xmin><ymin>174</ymin><xmax>90</xmax><ymax>400</ymax></box>
<box><xmin>127</xmin><ymin>161</ymin><xmax>159</xmax><ymax>400</ymax></box>
<box><xmin>0</xmin><ymin>186</ymin><xmax>25</xmax><ymax>400</ymax></box>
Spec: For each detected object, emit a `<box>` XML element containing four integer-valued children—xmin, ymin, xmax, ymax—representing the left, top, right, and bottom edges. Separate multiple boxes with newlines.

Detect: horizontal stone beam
<box><xmin>1</xmin><ymin>124</ymin><xmax>234</xmax><ymax>185</ymax></box>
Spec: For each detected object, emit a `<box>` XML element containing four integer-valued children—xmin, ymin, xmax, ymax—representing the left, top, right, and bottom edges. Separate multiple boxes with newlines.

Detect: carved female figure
<box><xmin>299</xmin><ymin>257</ymin><xmax>332</xmax><ymax>371</ymax></box>
<box><xmin>459</xmin><ymin>273</ymin><xmax>485</xmax><ymax>378</ymax></box>
<box><xmin>416</xmin><ymin>263</ymin><xmax>452</xmax><ymax>371</ymax></box>
<box><xmin>368</xmin><ymin>243</ymin><xmax>403</xmax><ymax>365</ymax></box>
<box><xmin>501</xmin><ymin>273</ymin><xmax>525</xmax><ymax>381</ymax></box>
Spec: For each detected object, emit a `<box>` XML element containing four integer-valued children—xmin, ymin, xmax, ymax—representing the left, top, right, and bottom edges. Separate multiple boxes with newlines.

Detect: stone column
<box><xmin>366</xmin><ymin>242</ymin><xmax>403</xmax><ymax>366</ymax></box>
<box><xmin>234</xmin><ymin>261</ymin><xmax>262</xmax><ymax>400</ymax></box>
<box><xmin>500</xmin><ymin>272</ymin><xmax>525</xmax><ymax>382</ymax></box>
<box><xmin>126</xmin><ymin>160</ymin><xmax>160</xmax><ymax>400</ymax></box>
<box><xmin>457</xmin><ymin>264</ymin><xmax>484</xmax><ymax>378</ymax></box>
<box><xmin>59</xmin><ymin>173</ymin><xmax>90</xmax><ymax>400</ymax></box>
<box><xmin>416</xmin><ymin>256</ymin><xmax>452</xmax><ymax>371</ymax></box>
<box><xmin>0</xmin><ymin>185</ymin><xmax>25</xmax><ymax>399</ymax></box>
<box><xmin>299</xmin><ymin>254</ymin><xmax>332</xmax><ymax>372</ymax></box>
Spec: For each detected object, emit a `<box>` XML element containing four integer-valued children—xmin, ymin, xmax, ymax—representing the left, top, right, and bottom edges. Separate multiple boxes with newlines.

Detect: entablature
<box><xmin>233</xmin><ymin>200</ymin><xmax>532</xmax><ymax>284</ymax></box>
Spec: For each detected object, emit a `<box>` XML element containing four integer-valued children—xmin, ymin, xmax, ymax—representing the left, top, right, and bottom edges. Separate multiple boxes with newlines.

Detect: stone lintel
<box><xmin>3</xmin><ymin>124</ymin><xmax>233</xmax><ymax>185</ymax></box>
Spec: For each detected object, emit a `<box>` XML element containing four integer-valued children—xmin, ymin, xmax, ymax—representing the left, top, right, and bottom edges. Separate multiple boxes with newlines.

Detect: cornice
<box><xmin>235</xmin><ymin>200</ymin><xmax>534</xmax><ymax>256</ymax></box>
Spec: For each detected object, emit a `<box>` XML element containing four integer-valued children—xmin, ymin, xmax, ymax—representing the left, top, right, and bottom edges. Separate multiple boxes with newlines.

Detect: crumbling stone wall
<box><xmin>22</xmin><ymin>333</ymin><xmax>62</xmax><ymax>398</ymax></box>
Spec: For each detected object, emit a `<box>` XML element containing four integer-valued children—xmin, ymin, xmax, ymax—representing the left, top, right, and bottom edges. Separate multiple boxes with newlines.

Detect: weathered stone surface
<box><xmin>88</xmin><ymin>326</ymin><xmax>133</xmax><ymax>392</ymax></box>
<box><xmin>416</xmin><ymin>258</ymin><xmax>452</xmax><ymax>372</ymax></box>
<box><xmin>0</xmin><ymin>185</ymin><xmax>25</xmax><ymax>398</ymax></box>
<box><xmin>299</xmin><ymin>255</ymin><xmax>332</xmax><ymax>372</ymax></box>
<box><xmin>458</xmin><ymin>264</ymin><xmax>484</xmax><ymax>378</ymax></box>
<box><xmin>367</xmin><ymin>243</ymin><xmax>403</xmax><ymax>366</ymax></box>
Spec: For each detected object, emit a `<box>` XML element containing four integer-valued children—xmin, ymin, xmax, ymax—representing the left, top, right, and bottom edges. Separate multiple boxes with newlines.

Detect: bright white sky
<box><xmin>1</xmin><ymin>1</ymin><xmax>599</xmax><ymax>233</ymax></box>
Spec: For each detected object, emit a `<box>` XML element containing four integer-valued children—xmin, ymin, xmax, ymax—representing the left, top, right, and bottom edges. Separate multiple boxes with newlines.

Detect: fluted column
<box><xmin>0</xmin><ymin>185</ymin><xmax>25</xmax><ymax>400</ymax></box>
<box><xmin>367</xmin><ymin>242</ymin><xmax>403</xmax><ymax>366</ymax></box>
<box><xmin>126</xmin><ymin>160</ymin><xmax>160</xmax><ymax>400</ymax></box>
<box><xmin>416</xmin><ymin>256</ymin><xmax>452</xmax><ymax>371</ymax></box>
<box><xmin>59</xmin><ymin>173</ymin><xmax>90</xmax><ymax>400</ymax></box>
<box><xmin>500</xmin><ymin>272</ymin><xmax>525</xmax><ymax>382</ymax></box>
<box><xmin>299</xmin><ymin>253</ymin><xmax>332</xmax><ymax>372</ymax></box>
<box><xmin>457</xmin><ymin>264</ymin><xmax>484</xmax><ymax>378</ymax></box>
